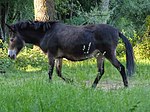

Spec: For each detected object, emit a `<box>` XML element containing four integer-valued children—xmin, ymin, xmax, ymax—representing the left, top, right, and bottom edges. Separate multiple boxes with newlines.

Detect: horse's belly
<box><xmin>56</xmin><ymin>49</ymin><xmax>99</xmax><ymax>61</ymax></box>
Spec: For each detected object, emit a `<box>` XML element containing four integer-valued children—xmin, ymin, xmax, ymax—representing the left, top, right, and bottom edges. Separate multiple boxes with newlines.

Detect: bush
<box><xmin>134</xmin><ymin>37</ymin><xmax>150</xmax><ymax>60</ymax></box>
<box><xmin>134</xmin><ymin>15</ymin><xmax>150</xmax><ymax>60</ymax></box>
<box><xmin>0</xmin><ymin>46</ymin><xmax>48</xmax><ymax>73</ymax></box>
<box><xmin>116</xmin><ymin>28</ymin><xmax>150</xmax><ymax>60</ymax></box>
<box><xmin>13</xmin><ymin>47</ymin><xmax>48</xmax><ymax>71</ymax></box>
<box><xmin>133</xmin><ymin>22</ymin><xmax>150</xmax><ymax>60</ymax></box>
<box><xmin>0</xmin><ymin>47</ymin><xmax>11</xmax><ymax>73</ymax></box>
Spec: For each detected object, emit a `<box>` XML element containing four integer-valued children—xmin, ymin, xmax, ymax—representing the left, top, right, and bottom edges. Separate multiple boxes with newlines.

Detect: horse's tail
<box><xmin>119</xmin><ymin>32</ymin><xmax>135</xmax><ymax>76</ymax></box>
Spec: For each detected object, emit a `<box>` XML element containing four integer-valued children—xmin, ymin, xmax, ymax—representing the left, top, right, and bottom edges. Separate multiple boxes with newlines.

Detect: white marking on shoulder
<box><xmin>87</xmin><ymin>42</ymin><xmax>91</xmax><ymax>54</ymax></box>
<box><xmin>102</xmin><ymin>51</ymin><xmax>106</xmax><ymax>56</ymax></box>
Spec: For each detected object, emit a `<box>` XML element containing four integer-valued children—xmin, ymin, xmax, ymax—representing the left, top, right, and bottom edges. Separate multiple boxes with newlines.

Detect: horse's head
<box><xmin>6</xmin><ymin>24</ymin><xmax>25</xmax><ymax>59</ymax></box>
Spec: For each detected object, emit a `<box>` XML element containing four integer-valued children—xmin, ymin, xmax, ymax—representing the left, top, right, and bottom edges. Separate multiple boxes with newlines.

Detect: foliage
<box><xmin>55</xmin><ymin>0</ymin><xmax>81</xmax><ymax>20</ymax></box>
<box><xmin>0</xmin><ymin>47</ymin><xmax>11</xmax><ymax>74</ymax></box>
<box><xmin>0</xmin><ymin>39</ymin><xmax>3</xmax><ymax>48</ymax></box>
<box><xmin>107</xmin><ymin>0</ymin><xmax>150</xmax><ymax>56</ymax></box>
<box><xmin>133</xmin><ymin>15</ymin><xmax>150</xmax><ymax>60</ymax></box>
<box><xmin>66</xmin><ymin>6</ymin><xmax>110</xmax><ymax>25</ymax></box>
<box><xmin>0</xmin><ymin>46</ymin><xmax>47</xmax><ymax>74</ymax></box>
<box><xmin>16</xmin><ymin>48</ymin><xmax>48</xmax><ymax>71</ymax></box>
<box><xmin>145</xmin><ymin>15</ymin><xmax>150</xmax><ymax>27</ymax></box>
<box><xmin>116</xmin><ymin>29</ymin><xmax>150</xmax><ymax>59</ymax></box>
<box><xmin>77</xmin><ymin>0</ymin><xmax>101</xmax><ymax>12</ymax></box>
<box><xmin>4</xmin><ymin>0</ymin><xmax>34</xmax><ymax>23</ymax></box>
<box><xmin>134</xmin><ymin>33</ymin><xmax>150</xmax><ymax>60</ymax></box>
<box><xmin>55</xmin><ymin>0</ymin><xmax>101</xmax><ymax>20</ymax></box>
<box><xmin>110</xmin><ymin>0</ymin><xmax>150</xmax><ymax>32</ymax></box>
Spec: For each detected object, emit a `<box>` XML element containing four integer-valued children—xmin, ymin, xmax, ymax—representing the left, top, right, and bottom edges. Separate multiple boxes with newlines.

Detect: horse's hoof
<box><xmin>124</xmin><ymin>84</ymin><xmax>128</xmax><ymax>88</ymax></box>
<box><xmin>91</xmin><ymin>84</ymin><xmax>97</xmax><ymax>88</ymax></box>
<box><xmin>65</xmin><ymin>78</ymin><xmax>73</xmax><ymax>83</ymax></box>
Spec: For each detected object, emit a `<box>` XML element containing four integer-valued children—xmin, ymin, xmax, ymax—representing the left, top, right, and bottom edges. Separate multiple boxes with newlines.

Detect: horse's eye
<box><xmin>10</xmin><ymin>38</ymin><xmax>14</xmax><ymax>42</ymax></box>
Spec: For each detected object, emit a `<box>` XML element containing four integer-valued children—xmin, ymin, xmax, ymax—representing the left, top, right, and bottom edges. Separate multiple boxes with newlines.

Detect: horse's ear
<box><xmin>5</xmin><ymin>24</ymin><xmax>15</xmax><ymax>33</ymax></box>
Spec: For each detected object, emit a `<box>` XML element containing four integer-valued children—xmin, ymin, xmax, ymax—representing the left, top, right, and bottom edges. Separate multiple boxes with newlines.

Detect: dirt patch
<box><xmin>85</xmin><ymin>79</ymin><xmax>150</xmax><ymax>91</ymax></box>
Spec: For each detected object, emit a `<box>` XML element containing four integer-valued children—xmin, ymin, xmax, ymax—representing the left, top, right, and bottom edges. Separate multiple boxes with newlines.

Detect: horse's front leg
<box><xmin>48</xmin><ymin>52</ymin><xmax>55</xmax><ymax>80</ymax></box>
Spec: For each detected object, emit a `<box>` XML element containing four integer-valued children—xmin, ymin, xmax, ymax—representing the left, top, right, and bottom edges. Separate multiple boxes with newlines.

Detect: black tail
<box><xmin>119</xmin><ymin>32</ymin><xmax>135</xmax><ymax>76</ymax></box>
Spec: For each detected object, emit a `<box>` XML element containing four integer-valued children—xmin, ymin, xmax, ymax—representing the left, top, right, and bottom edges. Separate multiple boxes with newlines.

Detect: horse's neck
<box><xmin>21</xmin><ymin>30</ymin><xmax>45</xmax><ymax>46</ymax></box>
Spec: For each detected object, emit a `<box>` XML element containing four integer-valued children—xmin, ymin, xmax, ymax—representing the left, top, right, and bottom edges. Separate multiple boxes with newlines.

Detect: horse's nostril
<box><xmin>12</xmin><ymin>55</ymin><xmax>15</xmax><ymax>59</ymax></box>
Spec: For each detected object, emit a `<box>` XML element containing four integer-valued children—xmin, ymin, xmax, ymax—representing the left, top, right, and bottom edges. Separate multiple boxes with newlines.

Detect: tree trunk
<box><xmin>100</xmin><ymin>0</ymin><xmax>110</xmax><ymax>24</ymax></box>
<box><xmin>0</xmin><ymin>2</ymin><xmax>9</xmax><ymax>42</ymax></box>
<box><xmin>34</xmin><ymin>0</ymin><xmax>55</xmax><ymax>21</ymax></box>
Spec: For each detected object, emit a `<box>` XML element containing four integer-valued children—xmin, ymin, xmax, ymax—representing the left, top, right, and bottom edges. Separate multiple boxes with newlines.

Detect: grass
<box><xmin>0</xmin><ymin>48</ymin><xmax>150</xmax><ymax>112</ymax></box>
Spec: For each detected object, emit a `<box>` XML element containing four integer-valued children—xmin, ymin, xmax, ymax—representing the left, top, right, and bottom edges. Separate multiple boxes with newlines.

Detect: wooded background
<box><xmin>0</xmin><ymin>0</ymin><xmax>150</xmax><ymax>58</ymax></box>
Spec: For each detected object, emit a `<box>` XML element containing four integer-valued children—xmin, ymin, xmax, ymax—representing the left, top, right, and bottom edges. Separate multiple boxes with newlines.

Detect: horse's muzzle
<box><xmin>8</xmin><ymin>49</ymin><xmax>16</xmax><ymax>59</ymax></box>
<box><xmin>8</xmin><ymin>54</ymin><xmax>16</xmax><ymax>59</ymax></box>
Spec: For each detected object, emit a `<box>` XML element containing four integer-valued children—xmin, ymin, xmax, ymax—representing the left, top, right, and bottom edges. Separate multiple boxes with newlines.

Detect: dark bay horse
<box><xmin>6</xmin><ymin>21</ymin><xmax>135</xmax><ymax>88</ymax></box>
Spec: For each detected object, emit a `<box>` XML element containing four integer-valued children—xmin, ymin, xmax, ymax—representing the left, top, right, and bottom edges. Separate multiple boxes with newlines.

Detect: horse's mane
<box><xmin>11</xmin><ymin>20</ymin><xmax>59</xmax><ymax>32</ymax></box>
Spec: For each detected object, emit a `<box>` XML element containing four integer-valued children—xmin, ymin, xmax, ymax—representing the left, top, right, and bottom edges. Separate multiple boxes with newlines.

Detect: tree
<box><xmin>100</xmin><ymin>0</ymin><xmax>110</xmax><ymax>24</ymax></box>
<box><xmin>0</xmin><ymin>2</ymin><xmax>9</xmax><ymax>42</ymax></box>
<box><xmin>34</xmin><ymin>0</ymin><xmax>55</xmax><ymax>21</ymax></box>
<box><xmin>0</xmin><ymin>0</ymin><xmax>34</xmax><ymax>44</ymax></box>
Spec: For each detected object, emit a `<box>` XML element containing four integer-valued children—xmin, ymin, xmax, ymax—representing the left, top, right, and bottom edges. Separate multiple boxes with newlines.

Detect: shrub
<box><xmin>0</xmin><ymin>46</ymin><xmax>48</xmax><ymax>73</ymax></box>
<box><xmin>134</xmin><ymin>37</ymin><xmax>150</xmax><ymax>60</ymax></box>
<box><xmin>134</xmin><ymin>23</ymin><xmax>150</xmax><ymax>59</ymax></box>
<box><xmin>13</xmin><ymin>47</ymin><xmax>48</xmax><ymax>70</ymax></box>
<box><xmin>0</xmin><ymin>47</ymin><xmax>11</xmax><ymax>73</ymax></box>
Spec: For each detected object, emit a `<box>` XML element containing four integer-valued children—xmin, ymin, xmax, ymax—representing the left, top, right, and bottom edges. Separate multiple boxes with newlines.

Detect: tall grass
<box><xmin>0</xmin><ymin>48</ymin><xmax>150</xmax><ymax>112</ymax></box>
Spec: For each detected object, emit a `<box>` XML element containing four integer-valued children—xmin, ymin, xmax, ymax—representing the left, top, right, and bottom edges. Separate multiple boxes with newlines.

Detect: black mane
<box><xmin>11</xmin><ymin>20</ymin><xmax>59</xmax><ymax>32</ymax></box>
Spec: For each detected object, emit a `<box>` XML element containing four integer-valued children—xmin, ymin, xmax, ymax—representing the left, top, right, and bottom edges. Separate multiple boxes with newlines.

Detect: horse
<box><xmin>6</xmin><ymin>20</ymin><xmax>135</xmax><ymax>88</ymax></box>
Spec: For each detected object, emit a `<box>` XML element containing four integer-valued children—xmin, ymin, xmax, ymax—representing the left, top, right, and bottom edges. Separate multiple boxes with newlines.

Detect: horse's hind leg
<box><xmin>55</xmin><ymin>58</ymin><xmax>72</xmax><ymax>82</ymax></box>
<box><xmin>105</xmin><ymin>51</ymin><xmax>128</xmax><ymax>87</ymax></box>
<box><xmin>55</xmin><ymin>58</ymin><xmax>65</xmax><ymax>80</ymax></box>
<box><xmin>92</xmin><ymin>54</ymin><xmax>105</xmax><ymax>88</ymax></box>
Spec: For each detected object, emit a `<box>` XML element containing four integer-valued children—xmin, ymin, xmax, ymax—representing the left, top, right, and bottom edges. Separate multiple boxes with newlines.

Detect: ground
<box><xmin>0</xmin><ymin>48</ymin><xmax>150</xmax><ymax>112</ymax></box>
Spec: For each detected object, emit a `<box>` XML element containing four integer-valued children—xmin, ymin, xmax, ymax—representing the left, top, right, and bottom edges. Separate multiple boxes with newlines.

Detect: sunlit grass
<box><xmin>0</xmin><ymin>48</ymin><xmax>150</xmax><ymax>112</ymax></box>
<box><xmin>25</xmin><ymin>65</ymin><xmax>42</xmax><ymax>72</ymax></box>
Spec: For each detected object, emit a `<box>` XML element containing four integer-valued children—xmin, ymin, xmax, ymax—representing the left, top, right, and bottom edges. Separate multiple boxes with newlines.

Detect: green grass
<box><xmin>0</xmin><ymin>49</ymin><xmax>150</xmax><ymax>112</ymax></box>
